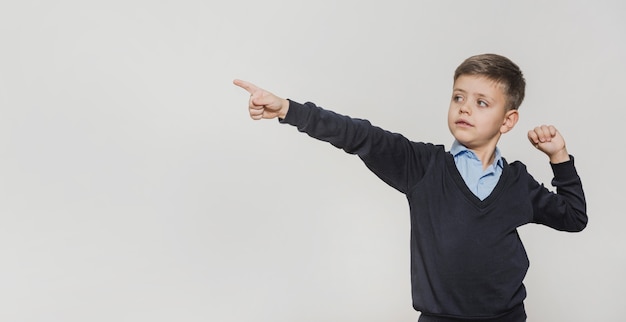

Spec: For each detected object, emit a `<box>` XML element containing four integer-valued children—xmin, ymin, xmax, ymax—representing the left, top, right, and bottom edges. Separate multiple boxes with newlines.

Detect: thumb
<box><xmin>251</xmin><ymin>91</ymin><xmax>275</xmax><ymax>106</ymax></box>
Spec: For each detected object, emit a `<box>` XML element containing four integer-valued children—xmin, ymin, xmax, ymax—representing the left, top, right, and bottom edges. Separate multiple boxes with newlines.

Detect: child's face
<box><xmin>448</xmin><ymin>75</ymin><xmax>516</xmax><ymax>150</ymax></box>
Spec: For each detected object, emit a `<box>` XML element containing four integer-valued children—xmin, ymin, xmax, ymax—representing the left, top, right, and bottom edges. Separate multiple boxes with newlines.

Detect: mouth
<box><xmin>455</xmin><ymin>119</ymin><xmax>473</xmax><ymax>127</ymax></box>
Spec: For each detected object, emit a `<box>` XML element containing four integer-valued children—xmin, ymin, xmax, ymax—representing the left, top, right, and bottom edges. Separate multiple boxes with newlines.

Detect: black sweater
<box><xmin>280</xmin><ymin>100</ymin><xmax>587</xmax><ymax>320</ymax></box>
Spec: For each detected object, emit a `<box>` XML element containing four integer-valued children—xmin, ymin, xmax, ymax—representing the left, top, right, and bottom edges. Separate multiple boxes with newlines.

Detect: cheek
<box><xmin>447</xmin><ymin>108</ymin><xmax>455</xmax><ymax>124</ymax></box>
<box><xmin>446</xmin><ymin>108</ymin><xmax>453</xmax><ymax>124</ymax></box>
<box><xmin>447</xmin><ymin>104</ymin><xmax>456</xmax><ymax>118</ymax></box>
<box><xmin>486</xmin><ymin>113</ymin><xmax>507</xmax><ymax>129</ymax></box>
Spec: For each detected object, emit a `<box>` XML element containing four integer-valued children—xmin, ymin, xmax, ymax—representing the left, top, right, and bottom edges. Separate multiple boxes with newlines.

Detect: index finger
<box><xmin>233</xmin><ymin>79</ymin><xmax>259</xmax><ymax>94</ymax></box>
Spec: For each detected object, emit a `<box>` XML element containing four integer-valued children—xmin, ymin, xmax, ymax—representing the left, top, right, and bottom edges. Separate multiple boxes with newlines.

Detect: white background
<box><xmin>0</xmin><ymin>0</ymin><xmax>624</xmax><ymax>321</ymax></box>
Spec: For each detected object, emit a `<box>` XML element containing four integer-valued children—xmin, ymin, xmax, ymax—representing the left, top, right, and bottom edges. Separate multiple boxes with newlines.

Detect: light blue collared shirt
<box><xmin>450</xmin><ymin>140</ymin><xmax>503</xmax><ymax>200</ymax></box>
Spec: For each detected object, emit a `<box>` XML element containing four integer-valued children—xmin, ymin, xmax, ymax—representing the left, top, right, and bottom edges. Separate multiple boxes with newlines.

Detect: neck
<box><xmin>464</xmin><ymin>141</ymin><xmax>499</xmax><ymax>170</ymax></box>
<box><xmin>474</xmin><ymin>149</ymin><xmax>497</xmax><ymax>170</ymax></box>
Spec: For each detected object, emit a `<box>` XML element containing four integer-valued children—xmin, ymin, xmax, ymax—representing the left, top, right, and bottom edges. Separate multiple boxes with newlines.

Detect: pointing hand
<box><xmin>233</xmin><ymin>79</ymin><xmax>290</xmax><ymax>120</ymax></box>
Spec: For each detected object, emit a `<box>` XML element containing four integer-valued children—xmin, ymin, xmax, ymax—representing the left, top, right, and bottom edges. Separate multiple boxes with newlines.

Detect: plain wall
<box><xmin>0</xmin><ymin>0</ymin><xmax>624</xmax><ymax>321</ymax></box>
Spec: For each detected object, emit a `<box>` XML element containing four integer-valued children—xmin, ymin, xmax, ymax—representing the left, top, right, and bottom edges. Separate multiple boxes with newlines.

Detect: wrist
<box><xmin>549</xmin><ymin>149</ymin><xmax>570</xmax><ymax>164</ymax></box>
<box><xmin>278</xmin><ymin>98</ymin><xmax>290</xmax><ymax>119</ymax></box>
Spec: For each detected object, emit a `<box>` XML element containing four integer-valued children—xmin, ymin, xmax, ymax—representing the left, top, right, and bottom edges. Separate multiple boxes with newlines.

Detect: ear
<box><xmin>500</xmin><ymin>110</ymin><xmax>519</xmax><ymax>134</ymax></box>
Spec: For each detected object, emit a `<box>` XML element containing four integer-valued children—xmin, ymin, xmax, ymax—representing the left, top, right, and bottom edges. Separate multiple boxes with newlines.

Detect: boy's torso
<box><xmin>400</xmin><ymin>144</ymin><xmax>532</xmax><ymax>318</ymax></box>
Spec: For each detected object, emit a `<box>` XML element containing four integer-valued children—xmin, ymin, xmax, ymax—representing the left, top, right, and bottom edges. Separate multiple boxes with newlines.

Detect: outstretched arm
<box><xmin>233</xmin><ymin>79</ymin><xmax>290</xmax><ymax>120</ymax></box>
<box><xmin>527</xmin><ymin>125</ymin><xmax>570</xmax><ymax>163</ymax></box>
<box><xmin>232</xmin><ymin>79</ymin><xmax>433</xmax><ymax>194</ymax></box>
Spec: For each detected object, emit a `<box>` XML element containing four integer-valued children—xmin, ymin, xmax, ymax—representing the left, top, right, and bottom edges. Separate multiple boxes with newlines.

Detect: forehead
<box><xmin>453</xmin><ymin>75</ymin><xmax>506</xmax><ymax>98</ymax></box>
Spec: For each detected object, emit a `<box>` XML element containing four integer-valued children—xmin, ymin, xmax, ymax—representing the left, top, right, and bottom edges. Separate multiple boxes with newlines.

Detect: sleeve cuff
<box><xmin>550</xmin><ymin>155</ymin><xmax>578</xmax><ymax>178</ymax></box>
<box><xmin>278</xmin><ymin>99</ymin><xmax>307</xmax><ymax>125</ymax></box>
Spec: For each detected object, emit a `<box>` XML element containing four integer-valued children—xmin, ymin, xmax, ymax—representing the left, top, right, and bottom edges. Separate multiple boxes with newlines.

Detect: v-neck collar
<box><xmin>445</xmin><ymin>152</ymin><xmax>510</xmax><ymax>209</ymax></box>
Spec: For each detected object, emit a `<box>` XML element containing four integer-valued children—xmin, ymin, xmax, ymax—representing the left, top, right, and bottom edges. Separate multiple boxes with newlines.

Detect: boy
<box><xmin>233</xmin><ymin>54</ymin><xmax>587</xmax><ymax>321</ymax></box>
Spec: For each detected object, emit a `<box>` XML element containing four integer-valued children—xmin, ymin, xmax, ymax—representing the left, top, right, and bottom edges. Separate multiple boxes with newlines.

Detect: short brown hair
<box><xmin>454</xmin><ymin>54</ymin><xmax>526</xmax><ymax>110</ymax></box>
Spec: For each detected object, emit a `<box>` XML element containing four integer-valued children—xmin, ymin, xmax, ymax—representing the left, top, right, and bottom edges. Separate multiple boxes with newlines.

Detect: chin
<box><xmin>454</xmin><ymin>136</ymin><xmax>478</xmax><ymax>148</ymax></box>
<box><xmin>451</xmin><ymin>132</ymin><xmax>470</xmax><ymax>144</ymax></box>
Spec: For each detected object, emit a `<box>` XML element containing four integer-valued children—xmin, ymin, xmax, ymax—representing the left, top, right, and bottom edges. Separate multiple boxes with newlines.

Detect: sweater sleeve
<box><xmin>529</xmin><ymin>156</ymin><xmax>588</xmax><ymax>232</ymax></box>
<box><xmin>280</xmin><ymin>100</ymin><xmax>431</xmax><ymax>193</ymax></box>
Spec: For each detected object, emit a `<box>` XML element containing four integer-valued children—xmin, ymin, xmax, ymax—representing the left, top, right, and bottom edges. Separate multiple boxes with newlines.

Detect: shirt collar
<box><xmin>450</xmin><ymin>140</ymin><xmax>503</xmax><ymax>169</ymax></box>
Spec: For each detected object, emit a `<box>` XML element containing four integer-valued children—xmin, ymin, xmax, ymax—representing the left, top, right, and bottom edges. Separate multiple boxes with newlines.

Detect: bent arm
<box><xmin>530</xmin><ymin>157</ymin><xmax>588</xmax><ymax>232</ymax></box>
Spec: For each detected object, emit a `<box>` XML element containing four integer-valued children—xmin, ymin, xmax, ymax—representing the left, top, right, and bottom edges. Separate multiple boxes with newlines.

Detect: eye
<box><xmin>477</xmin><ymin>100</ymin><xmax>488</xmax><ymax>107</ymax></box>
<box><xmin>453</xmin><ymin>95</ymin><xmax>463</xmax><ymax>102</ymax></box>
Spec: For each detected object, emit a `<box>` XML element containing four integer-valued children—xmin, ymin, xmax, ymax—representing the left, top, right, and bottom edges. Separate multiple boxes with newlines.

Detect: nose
<box><xmin>459</xmin><ymin>101</ymin><xmax>471</xmax><ymax>115</ymax></box>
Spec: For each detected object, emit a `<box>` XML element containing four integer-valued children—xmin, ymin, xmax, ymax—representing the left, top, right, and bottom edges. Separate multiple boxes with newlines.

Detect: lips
<box><xmin>455</xmin><ymin>119</ymin><xmax>473</xmax><ymax>127</ymax></box>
